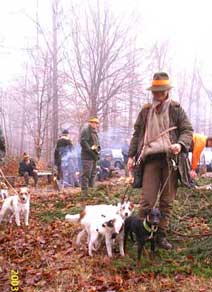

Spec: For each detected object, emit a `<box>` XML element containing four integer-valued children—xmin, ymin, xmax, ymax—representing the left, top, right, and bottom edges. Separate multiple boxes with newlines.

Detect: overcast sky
<box><xmin>0</xmin><ymin>0</ymin><xmax>212</xmax><ymax>86</ymax></box>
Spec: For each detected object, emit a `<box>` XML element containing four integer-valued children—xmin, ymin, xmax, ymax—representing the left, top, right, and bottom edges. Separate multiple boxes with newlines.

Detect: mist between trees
<box><xmin>0</xmin><ymin>0</ymin><xmax>212</xmax><ymax>166</ymax></box>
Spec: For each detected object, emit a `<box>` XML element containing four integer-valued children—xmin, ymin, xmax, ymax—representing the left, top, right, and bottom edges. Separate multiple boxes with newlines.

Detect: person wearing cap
<box><xmin>19</xmin><ymin>153</ymin><xmax>38</xmax><ymax>187</ymax></box>
<box><xmin>80</xmin><ymin>117</ymin><xmax>100</xmax><ymax>196</ymax></box>
<box><xmin>190</xmin><ymin>133</ymin><xmax>212</xmax><ymax>178</ymax></box>
<box><xmin>128</xmin><ymin>72</ymin><xmax>193</xmax><ymax>250</ymax></box>
<box><xmin>54</xmin><ymin>129</ymin><xmax>76</xmax><ymax>187</ymax></box>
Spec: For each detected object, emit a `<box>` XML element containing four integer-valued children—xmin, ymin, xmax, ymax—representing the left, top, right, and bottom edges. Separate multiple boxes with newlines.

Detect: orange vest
<box><xmin>191</xmin><ymin>133</ymin><xmax>207</xmax><ymax>170</ymax></box>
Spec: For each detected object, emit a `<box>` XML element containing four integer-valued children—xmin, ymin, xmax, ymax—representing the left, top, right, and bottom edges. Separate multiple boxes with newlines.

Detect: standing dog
<box><xmin>0</xmin><ymin>187</ymin><xmax>30</xmax><ymax>226</ymax></box>
<box><xmin>81</xmin><ymin>212</ymin><xmax>124</xmax><ymax>257</ymax></box>
<box><xmin>65</xmin><ymin>198</ymin><xmax>134</xmax><ymax>257</ymax></box>
<box><xmin>65</xmin><ymin>198</ymin><xmax>134</xmax><ymax>222</ymax></box>
<box><xmin>124</xmin><ymin>208</ymin><xmax>161</xmax><ymax>261</ymax></box>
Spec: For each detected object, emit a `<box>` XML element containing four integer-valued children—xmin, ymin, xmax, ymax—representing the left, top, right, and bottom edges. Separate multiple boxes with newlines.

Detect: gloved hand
<box><xmin>91</xmin><ymin>145</ymin><xmax>100</xmax><ymax>153</ymax></box>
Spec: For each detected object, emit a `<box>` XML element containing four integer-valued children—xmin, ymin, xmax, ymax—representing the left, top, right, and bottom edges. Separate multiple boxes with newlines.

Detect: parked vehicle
<box><xmin>198</xmin><ymin>148</ymin><xmax>212</xmax><ymax>172</ymax></box>
<box><xmin>100</xmin><ymin>148</ymin><xmax>124</xmax><ymax>169</ymax></box>
<box><xmin>189</xmin><ymin>148</ymin><xmax>212</xmax><ymax>172</ymax></box>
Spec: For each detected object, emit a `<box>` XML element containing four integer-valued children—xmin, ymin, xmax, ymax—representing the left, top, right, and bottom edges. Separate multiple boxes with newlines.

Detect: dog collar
<box><xmin>143</xmin><ymin>219</ymin><xmax>158</xmax><ymax>239</ymax></box>
<box><xmin>143</xmin><ymin>219</ymin><xmax>152</xmax><ymax>233</ymax></box>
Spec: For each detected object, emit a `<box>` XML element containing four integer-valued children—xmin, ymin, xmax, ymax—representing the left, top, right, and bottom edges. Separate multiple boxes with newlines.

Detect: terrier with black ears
<box><xmin>0</xmin><ymin>187</ymin><xmax>30</xmax><ymax>226</ymax></box>
<box><xmin>124</xmin><ymin>208</ymin><xmax>162</xmax><ymax>262</ymax></box>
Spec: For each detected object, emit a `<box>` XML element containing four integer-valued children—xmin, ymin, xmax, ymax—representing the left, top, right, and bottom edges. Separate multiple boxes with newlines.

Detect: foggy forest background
<box><xmin>1</xmin><ymin>0</ymin><xmax>212</xmax><ymax>166</ymax></box>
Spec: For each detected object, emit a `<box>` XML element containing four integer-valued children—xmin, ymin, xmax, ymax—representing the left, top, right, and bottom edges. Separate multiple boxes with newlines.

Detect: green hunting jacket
<box><xmin>80</xmin><ymin>124</ymin><xmax>100</xmax><ymax>161</ymax></box>
<box><xmin>128</xmin><ymin>100</ymin><xmax>194</xmax><ymax>187</ymax></box>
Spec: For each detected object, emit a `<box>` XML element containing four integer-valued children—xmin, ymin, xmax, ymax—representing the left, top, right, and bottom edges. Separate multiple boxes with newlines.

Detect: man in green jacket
<box><xmin>128</xmin><ymin>72</ymin><xmax>193</xmax><ymax>249</ymax></box>
<box><xmin>80</xmin><ymin>117</ymin><xmax>100</xmax><ymax>196</ymax></box>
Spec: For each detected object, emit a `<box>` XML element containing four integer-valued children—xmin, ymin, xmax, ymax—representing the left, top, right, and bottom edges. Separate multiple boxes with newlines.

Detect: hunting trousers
<box><xmin>140</xmin><ymin>157</ymin><xmax>178</xmax><ymax>233</ymax></box>
<box><xmin>81</xmin><ymin>160</ymin><xmax>97</xmax><ymax>194</ymax></box>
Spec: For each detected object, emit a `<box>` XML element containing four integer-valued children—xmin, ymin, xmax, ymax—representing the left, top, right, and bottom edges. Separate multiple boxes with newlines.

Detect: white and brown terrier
<box><xmin>0</xmin><ymin>182</ymin><xmax>9</xmax><ymax>201</ymax></box>
<box><xmin>66</xmin><ymin>198</ymin><xmax>134</xmax><ymax>222</ymax></box>
<box><xmin>65</xmin><ymin>198</ymin><xmax>134</xmax><ymax>257</ymax></box>
<box><xmin>0</xmin><ymin>187</ymin><xmax>30</xmax><ymax>226</ymax></box>
<box><xmin>81</xmin><ymin>211</ymin><xmax>124</xmax><ymax>257</ymax></box>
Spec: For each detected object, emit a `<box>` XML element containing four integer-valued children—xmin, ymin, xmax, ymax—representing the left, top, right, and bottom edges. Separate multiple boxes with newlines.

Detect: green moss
<box><xmin>36</xmin><ymin>209</ymin><xmax>66</xmax><ymax>222</ymax></box>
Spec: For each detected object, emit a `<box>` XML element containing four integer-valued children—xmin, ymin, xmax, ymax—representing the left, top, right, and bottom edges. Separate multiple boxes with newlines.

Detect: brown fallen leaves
<box><xmin>0</xmin><ymin>186</ymin><xmax>212</xmax><ymax>292</ymax></box>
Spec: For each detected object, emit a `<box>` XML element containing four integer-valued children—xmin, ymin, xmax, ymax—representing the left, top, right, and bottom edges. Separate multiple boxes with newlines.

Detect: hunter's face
<box><xmin>152</xmin><ymin>90</ymin><xmax>169</xmax><ymax>102</ymax></box>
<box><xmin>90</xmin><ymin>122</ymin><xmax>99</xmax><ymax>130</ymax></box>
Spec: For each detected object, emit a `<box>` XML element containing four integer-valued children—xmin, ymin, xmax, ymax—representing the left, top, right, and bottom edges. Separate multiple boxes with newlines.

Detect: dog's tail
<box><xmin>65</xmin><ymin>209</ymin><xmax>86</xmax><ymax>223</ymax></box>
<box><xmin>65</xmin><ymin>214</ymin><xmax>80</xmax><ymax>222</ymax></box>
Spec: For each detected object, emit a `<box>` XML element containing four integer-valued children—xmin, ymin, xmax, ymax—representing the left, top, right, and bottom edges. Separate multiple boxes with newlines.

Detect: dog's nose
<box><xmin>153</xmin><ymin>220</ymin><xmax>159</xmax><ymax>225</ymax></box>
<box><xmin>125</xmin><ymin>212</ymin><xmax>128</xmax><ymax>217</ymax></box>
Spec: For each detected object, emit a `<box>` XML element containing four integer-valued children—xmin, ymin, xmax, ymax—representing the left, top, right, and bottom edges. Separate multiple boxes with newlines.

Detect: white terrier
<box><xmin>66</xmin><ymin>198</ymin><xmax>134</xmax><ymax>222</ymax></box>
<box><xmin>0</xmin><ymin>187</ymin><xmax>30</xmax><ymax>226</ymax></box>
<box><xmin>65</xmin><ymin>198</ymin><xmax>134</xmax><ymax>257</ymax></box>
<box><xmin>80</xmin><ymin>212</ymin><xmax>124</xmax><ymax>257</ymax></box>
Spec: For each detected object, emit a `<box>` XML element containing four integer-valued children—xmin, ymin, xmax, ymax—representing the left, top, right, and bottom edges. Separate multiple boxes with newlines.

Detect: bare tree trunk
<box><xmin>102</xmin><ymin>79</ymin><xmax>109</xmax><ymax>131</ymax></box>
<box><xmin>20</xmin><ymin>92</ymin><xmax>26</xmax><ymax>156</ymax></box>
<box><xmin>128</xmin><ymin>48</ymin><xmax>135</xmax><ymax>134</ymax></box>
<box><xmin>102</xmin><ymin>103</ymin><xmax>108</xmax><ymax>131</ymax></box>
<box><xmin>128</xmin><ymin>91</ymin><xmax>133</xmax><ymax>134</ymax></box>
<box><xmin>52</xmin><ymin>0</ymin><xmax>59</xmax><ymax>148</ymax></box>
<box><xmin>195</xmin><ymin>80</ymin><xmax>201</xmax><ymax>133</ymax></box>
<box><xmin>188</xmin><ymin>70</ymin><xmax>196</xmax><ymax>119</ymax></box>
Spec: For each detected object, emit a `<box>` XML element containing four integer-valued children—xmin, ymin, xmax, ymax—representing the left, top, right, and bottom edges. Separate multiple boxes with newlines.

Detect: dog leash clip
<box><xmin>170</xmin><ymin>159</ymin><xmax>178</xmax><ymax>171</ymax></box>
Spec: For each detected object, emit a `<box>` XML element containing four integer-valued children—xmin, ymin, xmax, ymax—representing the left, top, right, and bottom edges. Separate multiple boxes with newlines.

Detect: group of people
<box><xmin>0</xmin><ymin>71</ymin><xmax>211</xmax><ymax>251</ymax></box>
<box><xmin>69</xmin><ymin>71</ymin><xmax>211</xmax><ymax>250</ymax></box>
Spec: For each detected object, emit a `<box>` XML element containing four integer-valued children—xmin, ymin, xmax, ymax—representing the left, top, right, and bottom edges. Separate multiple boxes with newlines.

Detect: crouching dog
<box><xmin>0</xmin><ymin>187</ymin><xmax>30</xmax><ymax>226</ymax></box>
<box><xmin>124</xmin><ymin>208</ymin><xmax>161</xmax><ymax>262</ymax></box>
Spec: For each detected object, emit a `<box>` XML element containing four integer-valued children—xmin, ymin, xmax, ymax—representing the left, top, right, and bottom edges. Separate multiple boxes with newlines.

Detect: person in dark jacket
<box><xmin>98</xmin><ymin>154</ymin><xmax>113</xmax><ymax>181</ymax></box>
<box><xmin>54</xmin><ymin>130</ymin><xmax>78</xmax><ymax>188</ymax></box>
<box><xmin>0</xmin><ymin>126</ymin><xmax>6</xmax><ymax>165</ymax></box>
<box><xmin>128</xmin><ymin>72</ymin><xmax>193</xmax><ymax>250</ymax></box>
<box><xmin>80</xmin><ymin>117</ymin><xmax>100</xmax><ymax>196</ymax></box>
<box><xmin>19</xmin><ymin>153</ymin><xmax>38</xmax><ymax>187</ymax></box>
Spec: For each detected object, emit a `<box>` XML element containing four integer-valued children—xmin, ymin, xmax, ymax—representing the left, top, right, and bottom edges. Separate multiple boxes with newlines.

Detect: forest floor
<box><xmin>0</xmin><ymin>176</ymin><xmax>212</xmax><ymax>292</ymax></box>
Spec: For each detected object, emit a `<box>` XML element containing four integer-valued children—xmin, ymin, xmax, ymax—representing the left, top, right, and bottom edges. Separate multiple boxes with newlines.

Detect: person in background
<box><xmin>19</xmin><ymin>153</ymin><xmax>38</xmax><ymax>187</ymax></box>
<box><xmin>80</xmin><ymin>117</ymin><xmax>100</xmax><ymax>196</ymax></box>
<box><xmin>54</xmin><ymin>129</ymin><xmax>78</xmax><ymax>188</ymax></box>
<box><xmin>190</xmin><ymin>133</ymin><xmax>212</xmax><ymax>178</ymax></box>
<box><xmin>0</xmin><ymin>126</ymin><xmax>6</xmax><ymax>166</ymax></box>
<box><xmin>98</xmin><ymin>154</ymin><xmax>113</xmax><ymax>181</ymax></box>
<box><xmin>128</xmin><ymin>72</ymin><xmax>193</xmax><ymax>250</ymax></box>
